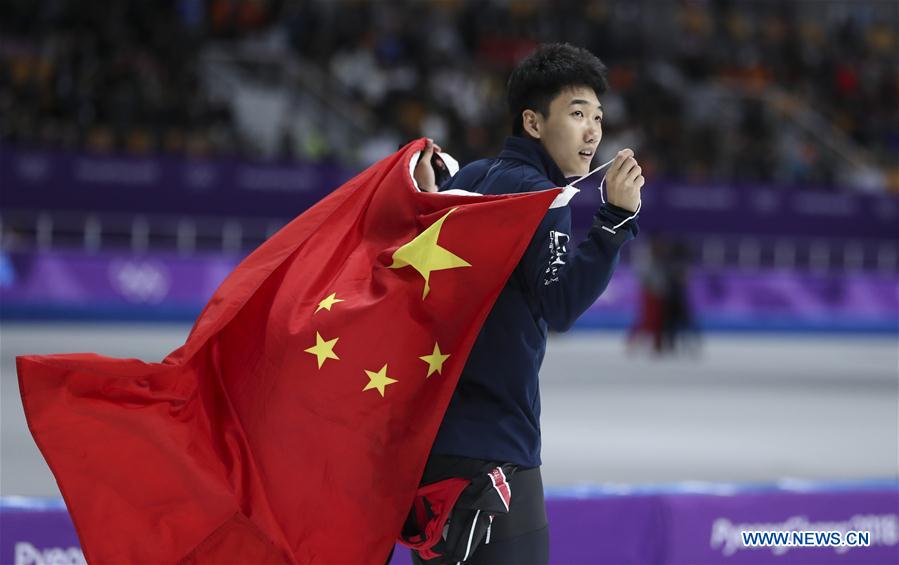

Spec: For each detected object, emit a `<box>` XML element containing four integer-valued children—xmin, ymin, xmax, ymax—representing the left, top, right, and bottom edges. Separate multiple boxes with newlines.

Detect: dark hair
<box><xmin>507</xmin><ymin>43</ymin><xmax>609</xmax><ymax>136</ymax></box>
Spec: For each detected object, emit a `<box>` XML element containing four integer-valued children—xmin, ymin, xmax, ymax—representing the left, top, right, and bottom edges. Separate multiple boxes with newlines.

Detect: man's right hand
<box><xmin>413</xmin><ymin>138</ymin><xmax>442</xmax><ymax>193</ymax></box>
<box><xmin>604</xmin><ymin>148</ymin><xmax>644</xmax><ymax>213</ymax></box>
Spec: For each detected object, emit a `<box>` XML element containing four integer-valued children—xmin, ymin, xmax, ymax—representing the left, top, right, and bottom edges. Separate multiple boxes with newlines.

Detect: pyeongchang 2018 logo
<box><xmin>108</xmin><ymin>260</ymin><xmax>171</xmax><ymax>304</ymax></box>
<box><xmin>14</xmin><ymin>542</ymin><xmax>85</xmax><ymax>565</ymax></box>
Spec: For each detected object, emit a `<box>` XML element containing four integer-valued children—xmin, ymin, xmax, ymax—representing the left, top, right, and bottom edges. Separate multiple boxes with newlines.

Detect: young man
<box><xmin>408</xmin><ymin>43</ymin><xmax>644</xmax><ymax>564</ymax></box>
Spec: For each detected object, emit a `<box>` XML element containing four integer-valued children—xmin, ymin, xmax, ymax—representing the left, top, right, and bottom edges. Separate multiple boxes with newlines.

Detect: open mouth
<box><xmin>578</xmin><ymin>149</ymin><xmax>594</xmax><ymax>160</ymax></box>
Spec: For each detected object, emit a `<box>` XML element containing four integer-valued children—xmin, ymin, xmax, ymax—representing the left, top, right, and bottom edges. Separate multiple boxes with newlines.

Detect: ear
<box><xmin>521</xmin><ymin>110</ymin><xmax>541</xmax><ymax>139</ymax></box>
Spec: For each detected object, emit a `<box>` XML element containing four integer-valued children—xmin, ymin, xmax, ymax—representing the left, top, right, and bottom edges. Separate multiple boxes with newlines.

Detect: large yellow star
<box><xmin>420</xmin><ymin>342</ymin><xmax>451</xmax><ymax>378</ymax></box>
<box><xmin>315</xmin><ymin>292</ymin><xmax>344</xmax><ymax>314</ymax></box>
<box><xmin>304</xmin><ymin>332</ymin><xmax>340</xmax><ymax>369</ymax></box>
<box><xmin>363</xmin><ymin>363</ymin><xmax>398</xmax><ymax>397</ymax></box>
<box><xmin>388</xmin><ymin>208</ymin><xmax>471</xmax><ymax>299</ymax></box>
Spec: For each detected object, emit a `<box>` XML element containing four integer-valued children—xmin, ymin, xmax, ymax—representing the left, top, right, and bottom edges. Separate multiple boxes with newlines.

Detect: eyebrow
<box><xmin>569</xmin><ymin>99</ymin><xmax>603</xmax><ymax>112</ymax></box>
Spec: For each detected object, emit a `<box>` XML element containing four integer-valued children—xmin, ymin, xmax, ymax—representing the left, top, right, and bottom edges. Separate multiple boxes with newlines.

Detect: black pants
<box><xmin>408</xmin><ymin>453</ymin><xmax>549</xmax><ymax>565</ymax></box>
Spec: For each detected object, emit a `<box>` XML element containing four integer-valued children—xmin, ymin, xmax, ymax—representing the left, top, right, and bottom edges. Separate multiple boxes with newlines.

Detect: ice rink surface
<box><xmin>2</xmin><ymin>323</ymin><xmax>896</xmax><ymax>496</ymax></box>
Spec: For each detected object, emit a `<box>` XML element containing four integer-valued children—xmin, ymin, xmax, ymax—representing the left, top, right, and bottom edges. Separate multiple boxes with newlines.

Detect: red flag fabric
<box><xmin>17</xmin><ymin>138</ymin><xmax>561</xmax><ymax>564</ymax></box>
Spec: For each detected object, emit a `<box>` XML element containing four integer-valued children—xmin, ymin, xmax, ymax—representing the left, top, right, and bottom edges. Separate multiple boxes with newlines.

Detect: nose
<box><xmin>585</xmin><ymin>122</ymin><xmax>600</xmax><ymax>144</ymax></box>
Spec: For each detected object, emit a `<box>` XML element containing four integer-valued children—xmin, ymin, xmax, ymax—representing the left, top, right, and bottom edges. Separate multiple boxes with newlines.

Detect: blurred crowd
<box><xmin>2</xmin><ymin>0</ymin><xmax>897</xmax><ymax>192</ymax></box>
<box><xmin>0</xmin><ymin>0</ymin><xmax>244</xmax><ymax>157</ymax></box>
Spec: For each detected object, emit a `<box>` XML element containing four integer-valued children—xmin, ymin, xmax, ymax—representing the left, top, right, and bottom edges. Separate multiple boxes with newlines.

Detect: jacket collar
<box><xmin>497</xmin><ymin>136</ymin><xmax>568</xmax><ymax>187</ymax></box>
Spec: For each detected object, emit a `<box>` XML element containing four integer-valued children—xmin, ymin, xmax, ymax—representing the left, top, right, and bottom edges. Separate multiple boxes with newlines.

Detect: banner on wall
<box><xmin>1</xmin><ymin>250</ymin><xmax>896</xmax><ymax>332</ymax></box>
<box><xmin>2</xmin><ymin>482</ymin><xmax>897</xmax><ymax>565</ymax></box>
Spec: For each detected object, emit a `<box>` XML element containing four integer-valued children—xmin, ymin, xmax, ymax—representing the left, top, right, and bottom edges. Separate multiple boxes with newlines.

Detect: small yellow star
<box><xmin>420</xmin><ymin>342</ymin><xmax>451</xmax><ymax>378</ymax></box>
<box><xmin>315</xmin><ymin>292</ymin><xmax>344</xmax><ymax>314</ymax></box>
<box><xmin>389</xmin><ymin>208</ymin><xmax>471</xmax><ymax>299</ymax></box>
<box><xmin>363</xmin><ymin>363</ymin><xmax>398</xmax><ymax>397</ymax></box>
<box><xmin>304</xmin><ymin>332</ymin><xmax>340</xmax><ymax>369</ymax></box>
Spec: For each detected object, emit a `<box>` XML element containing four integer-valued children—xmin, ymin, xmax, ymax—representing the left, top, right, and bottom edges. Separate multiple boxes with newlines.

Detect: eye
<box><xmin>571</xmin><ymin>110</ymin><xmax>584</xmax><ymax>118</ymax></box>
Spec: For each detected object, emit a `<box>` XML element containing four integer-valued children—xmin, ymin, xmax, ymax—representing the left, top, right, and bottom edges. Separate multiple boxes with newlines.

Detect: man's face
<box><xmin>532</xmin><ymin>86</ymin><xmax>603</xmax><ymax>178</ymax></box>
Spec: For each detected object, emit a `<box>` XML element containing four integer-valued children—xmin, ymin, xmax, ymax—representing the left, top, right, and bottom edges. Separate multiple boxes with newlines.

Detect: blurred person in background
<box><xmin>403</xmin><ymin>43</ymin><xmax>644</xmax><ymax>565</ymax></box>
<box><xmin>628</xmin><ymin>236</ymin><xmax>700</xmax><ymax>357</ymax></box>
<box><xmin>661</xmin><ymin>238</ymin><xmax>700</xmax><ymax>356</ymax></box>
<box><xmin>627</xmin><ymin>235</ymin><xmax>668</xmax><ymax>355</ymax></box>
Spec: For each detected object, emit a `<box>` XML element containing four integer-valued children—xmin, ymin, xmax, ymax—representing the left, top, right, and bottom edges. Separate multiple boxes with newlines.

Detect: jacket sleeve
<box><xmin>438</xmin><ymin>172</ymin><xmax>457</xmax><ymax>191</ymax></box>
<box><xmin>519</xmin><ymin>202</ymin><xmax>639</xmax><ymax>332</ymax></box>
<box><xmin>438</xmin><ymin>159</ymin><xmax>493</xmax><ymax>192</ymax></box>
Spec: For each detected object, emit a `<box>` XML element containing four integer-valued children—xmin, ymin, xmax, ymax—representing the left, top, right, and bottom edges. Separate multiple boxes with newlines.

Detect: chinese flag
<box><xmin>17</xmin><ymin>138</ymin><xmax>561</xmax><ymax>564</ymax></box>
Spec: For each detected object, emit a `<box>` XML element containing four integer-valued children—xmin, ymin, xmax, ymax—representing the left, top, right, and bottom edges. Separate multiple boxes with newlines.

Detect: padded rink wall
<box><xmin>2</xmin><ymin>480</ymin><xmax>897</xmax><ymax>564</ymax></box>
<box><xmin>1</xmin><ymin>251</ymin><xmax>897</xmax><ymax>333</ymax></box>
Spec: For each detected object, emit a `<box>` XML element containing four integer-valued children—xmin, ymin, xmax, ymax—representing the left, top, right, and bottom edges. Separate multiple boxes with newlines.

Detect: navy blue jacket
<box><xmin>430</xmin><ymin>136</ymin><xmax>639</xmax><ymax>467</ymax></box>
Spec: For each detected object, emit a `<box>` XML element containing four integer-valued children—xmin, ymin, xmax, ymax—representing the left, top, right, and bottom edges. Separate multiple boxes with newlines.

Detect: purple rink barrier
<box><xmin>2</xmin><ymin>145</ymin><xmax>897</xmax><ymax>239</ymax></box>
<box><xmin>0</xmin><ymin>499</ymin><xmax>83</xmax><ymax>565</ymax></box>
<box><xmin>662</xmin><ymin>487</ymin><xmax>899</xmax><ymax>565</ymax></box>
<box><xmin>0</xmin><ymin>250</ymin><xmax>239</xmax><ymax>317</ymax></box>
<box><xmin>584</xmin><ymin>266</ymin><xmax>899</xmax><ymax>333</ymax></box>
<box><xmin>1</xmin><ymin>250</ymin><xmax>897</xmax><ymax>332</ymax></box>
<box><xmin>2</xmin><ymin>481</ymin><xmax>896</xmax><ymax>565</ymax></box>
